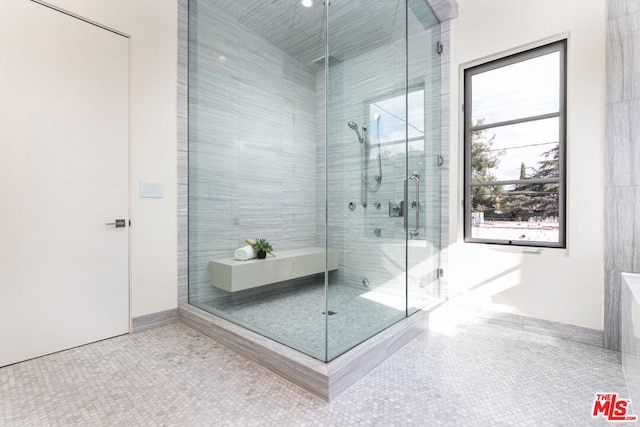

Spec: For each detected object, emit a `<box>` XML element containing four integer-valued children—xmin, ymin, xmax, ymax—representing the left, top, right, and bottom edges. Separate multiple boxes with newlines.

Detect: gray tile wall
<box><xmin>605</xmin><ymin>0</ymin><xmax>640</xmax><ymax>350</ymax></box>
<box><xmin>438</xmin><ymin>19</ymin><xmax>452</xmax><ymax>297</ymax></box>
<box><xmin>426</xmin><ymin>0</ymin><xmax>459</xmax><ymax>23</ymax></box>
<box><xmin>187</xmin><ymin>1</ymin><xmax>320</xmax><ymax>302</ymax></box>
<box><xmin>323</xmin><ymin>9</ymin><xmax>443</xmax><ymax>303</ymax></box>
<box><xmin>178</xmin><ymin>0</ymin><xmax>188</xmax><ymax>306</ymax></box>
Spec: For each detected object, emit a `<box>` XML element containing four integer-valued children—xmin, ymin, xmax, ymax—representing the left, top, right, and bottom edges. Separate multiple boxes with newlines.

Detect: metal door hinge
<box><xmin>436</xmin><ymin>267</ymin><xmax>444</xmax><ymax>278</ymax></box>
<box><xmin>436</xmin><ymin>41</ymin><xmax>443</xmax><ymax>55</ymax></box>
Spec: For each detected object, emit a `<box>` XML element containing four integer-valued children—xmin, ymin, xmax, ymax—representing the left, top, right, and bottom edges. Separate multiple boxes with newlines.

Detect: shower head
<box><xmin>348</xmin><ymin>121</ymin><xmax>363</xmax><ymax>143</ymax></box>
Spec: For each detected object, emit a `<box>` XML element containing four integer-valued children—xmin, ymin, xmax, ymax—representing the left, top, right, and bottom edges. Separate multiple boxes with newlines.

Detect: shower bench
<box><xmin>210</xmin><ymin>247</ymin><xmax>339</xmax><ymax>292</ymax></box>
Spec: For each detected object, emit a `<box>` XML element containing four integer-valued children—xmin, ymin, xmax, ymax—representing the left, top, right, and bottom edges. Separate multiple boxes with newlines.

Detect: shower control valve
<box><xmin>389</xmin><ymin>201</ymin><xmax>403</xmax><ymax>217</ymax></box>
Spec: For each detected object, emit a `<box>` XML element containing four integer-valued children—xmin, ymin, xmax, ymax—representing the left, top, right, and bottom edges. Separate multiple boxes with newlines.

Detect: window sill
<box><xmin>463</xmin><ymin>241</ymin><xmax>569</xmax><ymax>257</ymax></box>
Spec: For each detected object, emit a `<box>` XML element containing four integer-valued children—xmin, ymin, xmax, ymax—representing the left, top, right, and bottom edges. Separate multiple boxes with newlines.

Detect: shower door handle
<box><xmin>411</xmin><ymin>175</ymin><xmax>420</xmax><ymax>235</ymax></box>
<box><xmin>403</xmin><ymin>178</ymin><xmax>409</xmax><ymax>231</ymax></box>
<box><xmin>403</xmin><ymin>175</ymin><xmax>420</xmax><ymax>235</ymax></box>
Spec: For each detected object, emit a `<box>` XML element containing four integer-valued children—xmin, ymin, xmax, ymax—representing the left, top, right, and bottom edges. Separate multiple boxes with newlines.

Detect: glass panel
<box><xmin>471</xmin><ymin>118</ymin><xmax>560</xmax><ymax>183</ymax></box>
<box><xmin>326</xmin><ymin>0</ymin><xmax>408</xmax><ymax>361</ymax></box>
<box><xmin>471</xmin><ymin>51</ymin><xmax>560</xmax><ymax>125</ymax></box>
<box><xmin>470</xmin><ymin>183</ymin><xmax>561</xmax><ymax>244</ymax></box>
<box><xmin>407</xmin><ymin>0</ymin><xmax>441</xmax><ymax>315</ymax></box>
<box><xmin>187</xmin><ymin>0</ymin><xmax>327</xmax><ymax>360</ymax></box>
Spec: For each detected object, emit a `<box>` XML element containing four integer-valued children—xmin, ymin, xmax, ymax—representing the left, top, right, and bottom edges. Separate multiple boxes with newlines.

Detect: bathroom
<box><xmin>2</xmin><ymin>0</ymin><xmax>637</xmax><ymax>421</ymax></box>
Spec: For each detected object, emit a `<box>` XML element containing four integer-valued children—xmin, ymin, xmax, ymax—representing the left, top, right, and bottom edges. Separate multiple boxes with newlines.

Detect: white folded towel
<box><xmin>234</xmin><ymin>245</ymin><xmax>256</xmax><ymax>261</ymax></box>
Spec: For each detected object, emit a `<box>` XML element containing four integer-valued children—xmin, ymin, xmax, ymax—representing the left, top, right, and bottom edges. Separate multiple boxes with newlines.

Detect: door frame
<box><xmin>31</xmin><ymin>0</ymin><xmax>133</xmax><ymax>333</ymax></box>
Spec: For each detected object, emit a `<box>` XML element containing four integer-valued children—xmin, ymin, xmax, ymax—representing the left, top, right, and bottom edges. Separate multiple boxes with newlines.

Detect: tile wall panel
<box><xmin>178</xmin><ymin>0</ymin><xmax>188</xmax><ymax>305</ymax></box>
<box><xmin>323</xmin><ymin>15</ymin><xmax>442</xmax><ymax>306</ymax></box>
<box><xmin>188</xmin><ymin>1</ymin><xmax>319</xmax><ymax>303</ymax></box>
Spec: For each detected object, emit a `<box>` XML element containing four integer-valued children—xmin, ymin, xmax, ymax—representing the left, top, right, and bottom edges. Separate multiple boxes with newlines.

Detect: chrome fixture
<box><xmin>347</xmin><ymin>121</ymin><xmax>364</xmax><ymax>144</ymax></box>
<box><xmin>348</xmin><ymin>202</ymin><xmax>356</xmax><ymax>211</ymax></box>
<box><xmin>389</xmin><ymin>201</ymin><xmax>402</xmax><ymax>217</ymax></box>
<box><xmin>348</xmin><ymin>118</ymin><xmax>382</xmax><ymax>208</ymax></box>
<box><xmin>362</xmin><ymin>279</ymin><xmax>369</xmax><ymax>287</ymax></box>
<box><xmin>371</xmin><ymin>114</ymin><xmax>383</xmax><ymax>187</ymax></box>
<box><xmin>404</xmin><ymin>173</ymin><xmax>420</xmax><ymax>236</ymax></box>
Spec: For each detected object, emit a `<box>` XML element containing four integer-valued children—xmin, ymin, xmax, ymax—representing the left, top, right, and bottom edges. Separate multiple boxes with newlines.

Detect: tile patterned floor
<box><xmin>197</xmin><ymin>283</ymin><xmax>410</xmax><ymax>360</ymax></box>
<box><xmin>0</xmin><ymin>305</ymin><xmax>629</xmax><ymax>426</ymax></box>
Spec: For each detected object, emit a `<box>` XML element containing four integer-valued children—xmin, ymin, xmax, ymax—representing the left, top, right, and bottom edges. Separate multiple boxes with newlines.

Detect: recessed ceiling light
<box><xmin>301</xmin><ymin>0</ymin><xmax>313</xmax><ymax>7</ymax></box>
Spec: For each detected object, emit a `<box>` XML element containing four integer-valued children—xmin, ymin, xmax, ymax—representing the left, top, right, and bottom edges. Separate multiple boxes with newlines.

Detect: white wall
<box><xmin>448</xmin><ymin>0</ymin><xmax>606</xmax><ymax>330</ymax></box>
<box><xmin>42</xmin><ymin>0</ymin><xmax>178</xmax><ymax>317</ymax></box>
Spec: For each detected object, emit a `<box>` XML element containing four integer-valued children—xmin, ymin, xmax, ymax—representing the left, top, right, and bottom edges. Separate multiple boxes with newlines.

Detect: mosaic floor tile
<box><xmin>0</xmin><ymin>306</ymin><xmax>628</xmax><ymax>426</ymax></box>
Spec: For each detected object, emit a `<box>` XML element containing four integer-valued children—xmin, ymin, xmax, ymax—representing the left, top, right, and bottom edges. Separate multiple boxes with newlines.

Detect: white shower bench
<box><xmin>210</xmin><ymin>247</ymin><xmax>339</xmax><ymax>292</ymax></box>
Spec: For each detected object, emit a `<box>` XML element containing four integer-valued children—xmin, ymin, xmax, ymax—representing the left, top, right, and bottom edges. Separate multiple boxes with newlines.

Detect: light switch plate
<box><xmin>139</xmin><ymin>181</ymin><xmax>164</xmax><ymax>198</ymax></box>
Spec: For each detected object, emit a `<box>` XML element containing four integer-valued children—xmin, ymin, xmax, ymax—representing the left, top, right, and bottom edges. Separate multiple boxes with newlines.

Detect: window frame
<box><xmin>463</xmin><ymin>40</ymin><xmax>567</xmax><ymax>248</ymax></box>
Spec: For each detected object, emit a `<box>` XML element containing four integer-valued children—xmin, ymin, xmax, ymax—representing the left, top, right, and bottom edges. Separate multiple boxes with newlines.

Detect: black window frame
<box><xmin>463</xmin><ymin>40</ymin><xmax>567</xmax><ymax>248</ymax></box>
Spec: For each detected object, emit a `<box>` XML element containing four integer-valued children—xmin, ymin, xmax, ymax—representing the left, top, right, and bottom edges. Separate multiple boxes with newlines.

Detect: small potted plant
<box><xmin>250</xmin><ymin>238</ymin><xmax>274</xmax><ymax>259</ymax></box>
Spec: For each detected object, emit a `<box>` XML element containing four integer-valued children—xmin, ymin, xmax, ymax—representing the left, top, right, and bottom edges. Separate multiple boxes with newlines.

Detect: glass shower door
<box><xmin>326</xmin><ymin>0</ymin><xmax>408</xmax><ymax>360</ymax></box>
<box><xmin>406</xmin><ymin>0</ymin><xmax>442</xmax><ymax>315</ymax></box>
<box><xmin>325</xmin><ymin>0</ymin><xmax>441</xmax><ymax>360</ymax></box>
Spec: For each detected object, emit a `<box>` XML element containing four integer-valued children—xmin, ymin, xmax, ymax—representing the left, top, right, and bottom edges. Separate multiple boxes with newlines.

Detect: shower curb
<box><xmin>178</xmin><ymin>302</ymin><xmax>441</xmax><ymax>400</ymax></box>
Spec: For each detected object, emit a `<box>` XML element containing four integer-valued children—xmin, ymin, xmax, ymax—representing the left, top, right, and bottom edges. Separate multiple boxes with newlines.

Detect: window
<box><xmin>369</xmin><ymin>88</ymin><xmax>425</xmax><ymax>158</ymax></box>
<box><xmin>463</xmin><ymin>40</ymin><xmax>566</xmax><ymax>247</ymax></box>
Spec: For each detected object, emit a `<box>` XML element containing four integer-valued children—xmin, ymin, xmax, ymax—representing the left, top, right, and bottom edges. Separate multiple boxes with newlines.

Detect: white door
<box><xmin>0</xmin><ymin>0</ymin><xmax>130</xmax><ymax>367</ymax></box>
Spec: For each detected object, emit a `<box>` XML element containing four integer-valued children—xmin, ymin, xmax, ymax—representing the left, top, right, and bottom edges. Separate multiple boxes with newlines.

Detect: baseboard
<box><xmin>132</xmin><ymin>308</ymin><xmax>179</xmax><ymax>333</ymax></box>
<box><xmin>462</xmin><ymin>306</ymin><xmax>604</xmax><ymax>348</ymax></box>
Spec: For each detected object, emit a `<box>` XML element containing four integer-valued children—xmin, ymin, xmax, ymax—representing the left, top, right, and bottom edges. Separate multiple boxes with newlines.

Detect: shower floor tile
<box><xmin>195</xmin><ymin>283</ymin><xmax>410</xmax><ymax>360</ymax></box>
<box><xmin>0</xmin><ymin>305</ymin><xmax>625</xmax><ymax>426</ymax></box>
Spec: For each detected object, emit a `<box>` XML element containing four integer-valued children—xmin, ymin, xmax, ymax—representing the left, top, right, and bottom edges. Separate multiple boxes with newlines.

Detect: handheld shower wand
<box><xmin>347</xmin><ymin>121</ymin><xmax>364</xmax><ymax>144</ymax></box>
<box><xmin>348</xmin><ymin>120</ymin><xmax>382</xmax><ymax>209</ymax></box>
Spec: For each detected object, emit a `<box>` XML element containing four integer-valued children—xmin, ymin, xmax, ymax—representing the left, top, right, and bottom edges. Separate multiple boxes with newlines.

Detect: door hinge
<box><xmin>436</xmin><ymin>267</ymin><xmax>444</xmax><ymax>278</ymax></box>
<box><xmin>437</xmin><ymin>154</ymin><xmax>444</xmax><ymax>167</ymax></box>
<box><xmin>436</xmin><ymin>41</ymin><xmax>443</xmax><ymax>55</ymax></box>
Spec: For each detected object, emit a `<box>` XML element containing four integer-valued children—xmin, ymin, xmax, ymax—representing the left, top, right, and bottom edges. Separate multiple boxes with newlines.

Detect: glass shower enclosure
<box><xmin>188</xmin><ymin>0</ymin><xmax>442</xmax><ymax>362</ymax></box>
